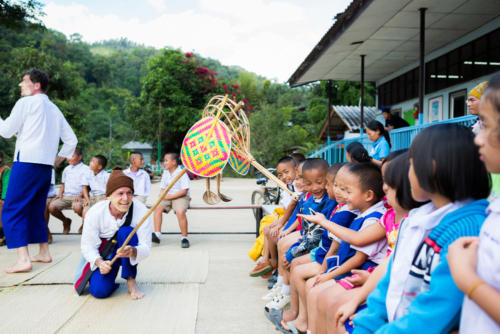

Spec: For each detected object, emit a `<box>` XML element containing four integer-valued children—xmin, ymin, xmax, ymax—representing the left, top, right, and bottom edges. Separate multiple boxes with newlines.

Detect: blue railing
<box><xmin>308</xmin><ymin>115</ymin><xmax>477</xmax><ymax>164</ymax></box>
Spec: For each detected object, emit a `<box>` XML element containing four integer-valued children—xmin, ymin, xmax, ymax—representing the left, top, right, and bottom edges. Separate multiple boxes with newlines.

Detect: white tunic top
<box><xmin>160</xmin><ymin>166</ymin><xmax>190</xmax><ymax>196</ymax></box>
<box><xmin>83</xmin><ymin>169</ymin><xmax>110</xmax><ymax>196</ymax></box>
<box><xmin>62</xmin><ymin>162</ymin><xmax>88</xmax><ymax>196</ymax></box>
<box><xmin>123</xmin><ymin>168</ymin><xmax>151</xmax><ymax>197</ymax></box>
<box><xmin>460</xmin><ymin>197</ymin><xmax>500</xmax><ymax>333</ymax></box>
<box><xmin>0</xmin><ymin>94</ymin><xmax>77</xmax><ymax>165</ymax></box>
<box><xmin>81</xmin><ymin>199</ymin><xmax>152</xmax><ymax>270</ymax></box>
<box><xmin>386</xmin><ymin>200</ymin><xmax>470</xmax><ymax>321</ymax></box>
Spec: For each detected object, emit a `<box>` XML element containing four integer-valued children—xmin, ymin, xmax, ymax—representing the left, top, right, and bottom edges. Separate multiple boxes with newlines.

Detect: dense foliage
<box><xmin>0</xmin><ymin>0</ymin><xmax>375</xmax><ymax>174</ymax></box>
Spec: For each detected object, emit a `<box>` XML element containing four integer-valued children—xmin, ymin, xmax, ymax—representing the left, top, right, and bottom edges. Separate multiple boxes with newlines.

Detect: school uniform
<box><xmin>159</xmin><ymin>166</ymin><xmax>191</xmax><ymax>213</ymax></box>
<box><xmin>327</xmin><ymin>201</ymin><xmax>386</xmax><ymax>275</ymax></box>
<box><xmin>78</xmin><ymin>199</ymin><xmax>152</xmax><ymax>298</ymax></box>
<box><xmin>460</xmin><ymin>197</ymin><xmax>500</xmax><ymax>333</ymax></box>
<box><xmin>369</xmin><ymin>136</ymin><xmax>390</xmax><ymax>161</ymax></box>
<box><xmin>50</xmin><ymin>162</ymin><xmax>89</xmax><ymax>210</ymax></box>
<box><xmin>311</xmin><ymin>203</ymin><xmax>358</xmax><ymax>264</ymax></box>
<box><xmin>83</xmin><ymin>169</ymin><xmax>109</xmax><ymax>209</ymax></box>
<box><xmin>353</xmin><ymin>199</ymin><xmax>487</xmax><ymax>334</ymax></box>
<box><xmin>0</xmin><ymin>94</ymin><xmax>77</xmax><ymax>249</ymax></box>
<box><xmin>123</xmin><ymin>168</ymin><xmax>151</xmax><ymax>203</ymax></box>
<box><xmin>286</xmin><ymin>195</ymin><xmax>337</xmax><ymax>262</ymax></box>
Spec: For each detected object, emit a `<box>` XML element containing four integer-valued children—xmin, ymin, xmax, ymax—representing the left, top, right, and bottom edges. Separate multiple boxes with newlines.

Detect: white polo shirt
<box><xmin>83</xmin><ymin>169</ymin><xmax>109</xmax><ymax>197</ymax></box>
<box><xmin>123</xmin><ymin>168</ymin><xmax>151</xmax><ymax>197</ymax></box>
<box><xmin>62</xmin><ymin>162</ymin><xmax>88</xmax><ymax>196</ymax></box>
<box><xmin>160</xmin><ymin>166</ymin><xmax>190</xmax><ymax>197</ymax></box>
<box><xmin>0</xmin><ymin>94</ymin><xmax>77</xmax><ymax>165</ymax></box>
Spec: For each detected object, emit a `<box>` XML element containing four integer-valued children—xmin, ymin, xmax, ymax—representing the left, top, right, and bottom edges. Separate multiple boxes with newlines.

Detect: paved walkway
<box><xmin>0</xmin><ymin>177</ymin><xmax>275</xmax><ymax>333</ymax></box>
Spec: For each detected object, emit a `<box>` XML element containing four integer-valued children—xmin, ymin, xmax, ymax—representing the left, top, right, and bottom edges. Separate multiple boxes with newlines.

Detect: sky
<box><xmin>39</xmin><ymin>0</ymin><xmax>352</xmax><ymax>83</ymax></box>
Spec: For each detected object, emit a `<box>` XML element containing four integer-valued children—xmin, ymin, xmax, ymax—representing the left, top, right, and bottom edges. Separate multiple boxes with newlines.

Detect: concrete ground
<box><xmin>0</xmin><ymin>177</ymin><xmax>276</xmax><ymax>333</ymax></box>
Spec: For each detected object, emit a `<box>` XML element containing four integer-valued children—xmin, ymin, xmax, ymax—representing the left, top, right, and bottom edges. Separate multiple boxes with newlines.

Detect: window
<box><xmin>449</xmin><ymin>89</ymin><xmax>467</xmax><ymax>118</ymax></box>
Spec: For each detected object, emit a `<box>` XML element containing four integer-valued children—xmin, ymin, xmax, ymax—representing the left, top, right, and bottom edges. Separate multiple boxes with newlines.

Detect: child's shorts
<box><xmin>160</xmin><ymin>195</ymin><xmax>191</xmax><ymax>213</ymax></box>
<box><xmin>286</xmin><ymin>241</ymin><xmax>301</xmax><ymax>263</ymax></box>
<box><xmin>310</xmin><ymin>247</ymin><xmax>318</xmax><ymax>262</ymax></box>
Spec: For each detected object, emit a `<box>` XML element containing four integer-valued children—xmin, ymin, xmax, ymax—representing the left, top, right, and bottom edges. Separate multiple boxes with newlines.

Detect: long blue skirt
<box><xmin>2</xmin><ymin>161</ymin><xmax>51</xmax><ymax>249</ymax></box>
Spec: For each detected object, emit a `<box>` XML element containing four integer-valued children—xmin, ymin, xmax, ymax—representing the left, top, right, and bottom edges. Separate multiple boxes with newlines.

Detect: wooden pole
<box><xmin>109</xmin><ymin>169</ymin><xmax>187</xmax><ymax>265</ymax></box>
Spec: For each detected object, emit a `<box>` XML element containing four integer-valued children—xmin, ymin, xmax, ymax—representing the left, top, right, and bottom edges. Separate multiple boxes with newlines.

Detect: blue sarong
<box><xmin>2</xmin><ymin>161</ymin><xmax>51</xmax><ymax>248</ymax></box>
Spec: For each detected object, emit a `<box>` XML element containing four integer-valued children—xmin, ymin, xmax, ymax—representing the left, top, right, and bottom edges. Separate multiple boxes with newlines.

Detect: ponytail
<box><xmin>367</xmin><ymin>120</ymin><xmax>391</xmax><ymax>148</ymax></box>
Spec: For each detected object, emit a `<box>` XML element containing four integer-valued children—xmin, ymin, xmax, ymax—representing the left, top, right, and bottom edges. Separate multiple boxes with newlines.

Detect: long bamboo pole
<box><xmin>109</xmin><ymin>169</ymin><xmax>187</xmax><ymax>265</ymax></box>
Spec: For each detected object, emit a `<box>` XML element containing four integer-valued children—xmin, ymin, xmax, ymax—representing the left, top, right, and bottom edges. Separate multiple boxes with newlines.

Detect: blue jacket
<box><xmin>353</xmin><ymin>199</ymin><xmax>488</xmax><ymax>334</ymax></box>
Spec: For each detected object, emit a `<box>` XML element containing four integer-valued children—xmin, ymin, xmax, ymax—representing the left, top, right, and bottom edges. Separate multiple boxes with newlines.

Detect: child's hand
<box><xmin>297</xmin><ymin>212</ymin><xmax>327</xmax><ymax>226</ymax></box>
<box><xmin>345</xmin><ymin>269</ymin><xmax>371</xmax><ymax>286</ymax></box>
<box><xmin>447</xmin><ymin>237</ymin><xmax>480</xmax><ymax>293</ymax></box>
<box><xmin>279</xmin><ymin>229</ymin><xmax>290</xmax><ymax>239</ymax></box>
<box><xmin>312</xmin><ymin>273</ymin><xmax>329</xmax><ymax>287</ymax></box>
<box><xmin>335</xmin><ymin>299</ymin><xmax>360</xmax><ymax>329</ymax></box>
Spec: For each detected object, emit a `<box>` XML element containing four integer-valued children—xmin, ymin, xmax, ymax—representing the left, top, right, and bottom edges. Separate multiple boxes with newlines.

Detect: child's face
<box><xmin>344</xmin><ymin>171</ymin><xmax>369</xmax><ymax>211</ymax></box>
<box><xmin>131</xmin><ymin>154</ymin><xmax>144</xmax><ymax>168</ymax></box>
<box><xmin>366</xmin><ymin>128</ymin><xmax>380</xmax><ymax>143</ymax></box>
<box><xmin>89</xmin><ymin>157</ymin><xmax>103</xmax><ymax>172</ymax></box>
<box><xmin>295</xmin><ymin>164</ymin><xmax>304</xmax><ymax>193</ymax></box>
<box><xmin>334</xmin><ymin>167</ymin><xmax>348</xmax><ymax>204</ymax></box>
<box><xmin>302</xmin><ymin>168</ymin><xmax>327</xmax><ymax>199</ymax></box>
<box><xmin>408</xmin><ymin>158</ymin><xmax>431</xmax><ymax>202</ymax></box>
<box><xmin>326</xmin><ymin>173</ymin><xmax>336</xmax><ymax>200</ymax></box>
<box><xmin>163</xmin><ymin>155</ymin><xmax>177</xmax><ymax>170</ymax></box>
<box><xmin>475</xmin><ymin>99</ymin><xmax>500</xmax><ymax>174</ymax></box>
<box><xmin>276</xmin><ymin>162</ymin><xmax>297</xmax><ymax>185</ymax></box>
<box><xmin>67</xmin><ymin>153</ymin><xmax>82</xmax><ymax>166</ymax></box>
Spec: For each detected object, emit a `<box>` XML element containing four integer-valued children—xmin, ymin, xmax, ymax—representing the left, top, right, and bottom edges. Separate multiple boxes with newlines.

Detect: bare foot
<box><xmin>282</xmin><ymin>308</ymin><xmax>297</xmax><ymax>322</ymax></box>
<box><xmin>30</xmin><ymin>254</ymin><xmax>52</xmax><ymax>263</ymax></box>
<box><xmin>63</xmin><ymin>218</ymin><xmax>71</xmax><ymax>234</ymax></box>
<box><xmin>5</xmin><ymin>261</ymin><xmax>32</xmax><ymax>273</ymax></box>
<box><xmin>127</xmin><ymin>278</ymin><xmax>144</xmax><ymax>300</ymax></box>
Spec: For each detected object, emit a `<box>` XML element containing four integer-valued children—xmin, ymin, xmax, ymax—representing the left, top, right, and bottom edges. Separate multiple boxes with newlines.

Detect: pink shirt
<box><xmin>379</xmin><ymin>208</ymin><xmax>400</xmax><ymax>256</ymax></box>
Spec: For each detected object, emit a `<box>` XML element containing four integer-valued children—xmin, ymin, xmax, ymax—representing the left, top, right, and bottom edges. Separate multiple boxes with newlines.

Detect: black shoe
<box><xmin>152</xmin><ymin>233</ymin><xmax>160</xmax><ymax>244</ymax></box>
<box><xmin>181</xmin><ymin>238</ymin><xmax>190</xmax><ymax>248</ymax></box>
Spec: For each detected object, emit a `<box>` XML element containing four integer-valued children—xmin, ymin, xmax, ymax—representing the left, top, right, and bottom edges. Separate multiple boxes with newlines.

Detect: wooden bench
<box><xmin>147</xmin><ymin>203</ymin><xmax>264</xmax><ymax>237</ymax></box>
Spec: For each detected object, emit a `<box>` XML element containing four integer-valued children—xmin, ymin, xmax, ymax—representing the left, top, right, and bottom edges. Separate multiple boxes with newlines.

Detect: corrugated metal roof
<box><xmin>121</xmin><ymin>141</ymin><xmax>153</xmax><ymax>150</ymax></box>
<box><xmin>333</xmin><ymin>105</ymin><xmax>378</xmax><ymax>131</ymax></box>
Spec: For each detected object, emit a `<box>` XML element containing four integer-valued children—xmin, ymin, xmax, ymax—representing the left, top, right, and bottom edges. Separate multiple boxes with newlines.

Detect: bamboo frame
<box><xmin>202</xmin><ymin>95</ymin><xmax>298</xmax><ymax>200</ymax></box>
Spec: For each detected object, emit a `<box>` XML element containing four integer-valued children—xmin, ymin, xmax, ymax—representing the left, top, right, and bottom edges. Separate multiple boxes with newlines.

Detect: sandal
<box><xmin>286</xmin><ymin>321</ymin><xmax>307</xmax><ymax>334</ymax></box>
<box><xmin>264</xmin><ymin>308</ymin><xmax>283</xmax><ymax>329</ymax></box>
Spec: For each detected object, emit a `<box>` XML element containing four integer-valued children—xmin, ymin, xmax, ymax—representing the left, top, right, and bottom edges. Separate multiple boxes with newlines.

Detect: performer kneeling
<box><xmin>79</xmin><ymin>170</ymin><xmax>152</xmax><ymax>300</ymax></box>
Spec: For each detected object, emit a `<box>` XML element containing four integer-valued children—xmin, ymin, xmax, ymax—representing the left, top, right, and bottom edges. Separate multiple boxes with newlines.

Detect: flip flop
<box><xmin>264</xmin><ymin>308</ymin><xmax>283</xmax><ymax>329</ymax></box>
<box><xmin>286</xmin><ymin>321</ymin><xmax>307</xmax><ymax>334</ymax></box>
<box><xmin>275</xmin><ymin>320</ymin><xmax>292</xmax><ymax>334</ymax></box>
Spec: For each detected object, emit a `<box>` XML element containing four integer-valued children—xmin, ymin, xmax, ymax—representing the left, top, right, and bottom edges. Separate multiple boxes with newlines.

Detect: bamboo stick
<box><xmin>109</xmin><ymin>169</ymin><xmax>187</xmax><ymax>265</ymax></box>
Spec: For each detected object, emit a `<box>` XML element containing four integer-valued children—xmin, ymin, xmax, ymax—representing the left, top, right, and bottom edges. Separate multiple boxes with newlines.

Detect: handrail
<box><xmin>308</xmin><ymin>115</ymin><xmax>477</xmax><ymax>164</ymax></box>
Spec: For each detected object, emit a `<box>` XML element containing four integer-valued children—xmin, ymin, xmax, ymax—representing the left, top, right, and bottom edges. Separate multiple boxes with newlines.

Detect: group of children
<box><xmin>249</xmin><ymin>74</ymin><xmax>500</xmax><ymax>333</ymax></box>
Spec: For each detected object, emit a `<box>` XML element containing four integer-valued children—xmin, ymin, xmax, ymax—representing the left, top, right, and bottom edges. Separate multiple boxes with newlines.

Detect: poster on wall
<box><xmin>403</xmin><ymin>109</ymin><xmax>416</xmax><ymax>126</ymax></box>
<box><xmin>428</xmin><ymin>96</ymin><xmax>443</xmax><ymax>122</ymax></box>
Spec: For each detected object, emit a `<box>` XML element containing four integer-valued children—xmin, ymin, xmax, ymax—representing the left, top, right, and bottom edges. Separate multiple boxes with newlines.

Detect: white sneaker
<box><xmin>262</xmin><ymin>283</ymin><xmax>281</xmax><ymax>301</ymax></box>
<box><xmin>265</xmin><ymin>293</ymin><xmax>290</xmax><ymax>310</ymax></box>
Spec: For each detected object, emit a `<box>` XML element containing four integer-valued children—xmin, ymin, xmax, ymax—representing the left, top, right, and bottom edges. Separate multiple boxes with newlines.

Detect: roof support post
<box><xmin>419</xmin><ymin>8</ymin><xmax>426</xmax><ymax>125</ymax></box>
<box><xmin>360</xmin><ymin>54</ymin><xmax>365</xmax><ymax>135</ymax></box>
<box><xmin>326</xmin><ymin>80</ymin><xmax>333</xmax><ymax>144</ymax></box>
